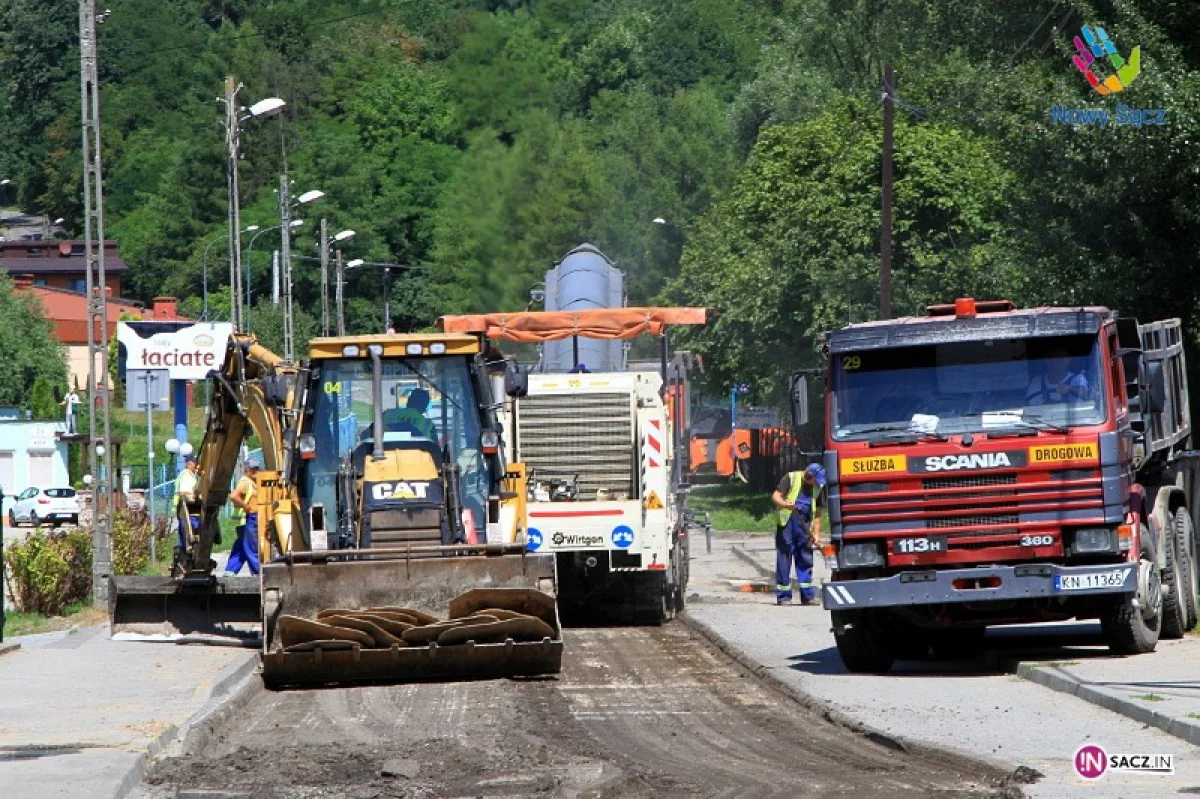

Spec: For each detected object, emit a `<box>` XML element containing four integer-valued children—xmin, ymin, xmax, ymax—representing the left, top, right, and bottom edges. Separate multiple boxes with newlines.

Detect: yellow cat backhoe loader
<box><xmin>111</xmin><ymin>332</ymin><xmax>561</xmax><ymax>687</ymax></box>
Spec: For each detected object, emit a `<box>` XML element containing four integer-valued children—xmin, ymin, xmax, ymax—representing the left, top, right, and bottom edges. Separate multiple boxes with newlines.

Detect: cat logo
<box><xmin>371</xmin><ymin>481</ymin><xmax>431</xmax><ymax>500</ymax></box>
<box><xmin>645</xmin><ymin>490</ymin><xmax>664</xmax><ymax>510</ymax></box>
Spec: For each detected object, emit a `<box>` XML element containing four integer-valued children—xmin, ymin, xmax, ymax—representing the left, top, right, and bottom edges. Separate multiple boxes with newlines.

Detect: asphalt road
<box><xmin>690</xmin><ymin>536</ymin><xmax>1200</xmax><ymax>799</ymax></box>
<box><xmin>138</xmin><ymin>624</ymin><xmax>1010</xmax><ymax>798</ymax></box>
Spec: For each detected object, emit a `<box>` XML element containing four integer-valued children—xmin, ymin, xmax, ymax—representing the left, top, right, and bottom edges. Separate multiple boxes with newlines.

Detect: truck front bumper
<box><xmin>822</xmin><ymin>562</ymin><xmax>1137</xmax><ymax>610</ymax></box>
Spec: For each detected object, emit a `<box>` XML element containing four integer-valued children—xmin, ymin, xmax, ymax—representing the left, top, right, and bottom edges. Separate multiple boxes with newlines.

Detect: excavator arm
<box><xmin>112</xmin><ymin>334</ymin><xmax>296</xmax><ymax>640</ymax></box>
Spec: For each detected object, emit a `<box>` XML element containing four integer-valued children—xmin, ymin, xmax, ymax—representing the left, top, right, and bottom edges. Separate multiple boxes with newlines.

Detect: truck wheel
<box><xmin>1162</xmin><ymin>512</ymin><xmax>1189</xmax><ymax>638</ymax></box>
<box><xmin>1173</xmin><ymin>509</ymin><xmax>1198</xmax><ymax>631</ymax></box>
<box><xmin>832</xmin><ymin>610</ymin><xmax>896</xmax><ymax>673</ymax></box>
<box><xmin>1101</xmin><ymin>547</ymin><xmax>1162</xmax><ymax>655</ymax></box>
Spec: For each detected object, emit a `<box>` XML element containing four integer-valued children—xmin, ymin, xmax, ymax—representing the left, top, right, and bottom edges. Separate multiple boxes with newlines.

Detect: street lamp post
<box><xmin>279</xmin><ymin>186</ymin><xmax>323</xmax><ymax>359</ymax></box>
<box><xmin>319</xmin><ymin>223</ymin><xmax>355</xmax><ymax>335</ymax></box>
<box><xmin>220</xmin><ymin>79</ymin><xmax>285</xmax><ymax>331</ymax></box>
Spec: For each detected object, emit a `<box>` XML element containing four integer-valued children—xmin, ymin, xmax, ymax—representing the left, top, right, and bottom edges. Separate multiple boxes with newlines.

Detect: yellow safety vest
<box><xmin>172</xmin><ymin>470</ymin><xmax>198</xmax><ymax>515</ymax></box>
<box><xmin>777</xmin><ymin>471</ymin><xmax>822</xmax><ymax>526</ymax></box>
<box><xmin>230</xmin><ymin>475</ymin><xmax>257</xmax><ymax>525</ymax></box>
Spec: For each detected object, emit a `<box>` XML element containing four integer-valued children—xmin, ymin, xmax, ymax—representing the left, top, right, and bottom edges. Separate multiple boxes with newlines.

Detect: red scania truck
<box><xmin>817</xmin><ymin>299</ymin><xmax>1200</xmax><ymax>672</ymax></box>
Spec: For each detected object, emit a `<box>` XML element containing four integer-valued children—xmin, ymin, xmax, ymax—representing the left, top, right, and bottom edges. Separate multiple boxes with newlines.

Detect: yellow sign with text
<box><xmin>1029</xmin><ymin>443</ymin><xmax>1099</xmax><ymax>464</ymax></box>
<box><xmin>842</xmin><ymin>454</ymin><xmax>907</xmax><ymax>476</ymax></box>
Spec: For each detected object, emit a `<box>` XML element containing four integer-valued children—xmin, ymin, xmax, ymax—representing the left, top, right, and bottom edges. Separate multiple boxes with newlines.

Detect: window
<box><xmin>33</xmin><ymin>278</ymin><xmax>47</xmax><ymax>287</ymax></box>
<box><xmin>66</xmin><ymin>278</ymin><xmax>86</xmax><ymax>293</ymax></box>
<box><xmin>45</xmin><ymin>488</ymin><xmax>76</xmax><ymax>498</ymax></box>
<box><xmin>25</xmin><ymin>247</ymin><xmax>42</xmax><ymax>257</ymax></box>
<box><xmin>70</xmin><ymin>244</ymin><xmax>85</xmax><ymax>256</ymax></box>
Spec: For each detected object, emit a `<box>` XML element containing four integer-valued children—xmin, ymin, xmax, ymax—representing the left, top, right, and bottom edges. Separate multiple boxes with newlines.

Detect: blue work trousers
<box><xmin>775</xmin><ymin>515</ymin><xmax>815</xmax><ymax>602</ymax></box>
<box><xmin>177</xmin><ymin>514</ymin><xmax>199</xmax><ymax>549</ymax></box>
<box><xmin>226</xmin><ymin>513</ymin><xmax>261</xmax><ymax>575</ymax></box>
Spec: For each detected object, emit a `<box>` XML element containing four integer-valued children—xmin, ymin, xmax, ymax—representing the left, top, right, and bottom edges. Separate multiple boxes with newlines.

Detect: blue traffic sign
<box><xmin>612</xmin><ymin>525</ymin><xmax>635</xmax><ymax>549</ymax></box>
<box><xmin>526</xmin><ymin>528</ymin><xmax>544</xmax><ymax>551</ymax></box>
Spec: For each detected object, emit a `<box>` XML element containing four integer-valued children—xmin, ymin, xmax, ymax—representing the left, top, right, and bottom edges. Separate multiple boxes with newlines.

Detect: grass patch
<box><xmin>3</xmin><ymin>598</ymin><xmax>107</xmax><ymax>638</ymax></box>
<box><xmin>1186</xmin><ymin>712</ymin><xmax>1200</xmax><ymax>720</ymax></box>
<box><xmin>1133</xmin><ymin>693</ymin><xmax>1166</xmax><ymax>702</ymax></box>
<box><xmin>689</xmin><ymin>482</ymin><xmax>777</xmax><ymax>533</ymax></box>
<box><xmin>1043</xmin><ymin>660</ymin><xmax>1081</xmax><ymax>667</ymax></box>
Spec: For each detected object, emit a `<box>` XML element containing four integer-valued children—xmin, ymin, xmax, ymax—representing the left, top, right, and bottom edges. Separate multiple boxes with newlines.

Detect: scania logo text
<box><xmin>924</xmin><ymin>453</ymin><xmax>1012</xmax><ymax>472</ymax></box>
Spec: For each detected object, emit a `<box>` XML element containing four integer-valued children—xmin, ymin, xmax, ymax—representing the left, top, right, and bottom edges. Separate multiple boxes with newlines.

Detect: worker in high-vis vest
<box><xmin>225</xmin><ymin>455</ymin><xmax>262</xmax><ymax>575</ymax></box>
<box><xmin>770</xmin><ymin>463</ymin><xmax>826</xmax><ymax>605</ymax></box>
<box><xmin>172</xmin><ymin>455</ymin><xmax>200</xmax><ymax>549</ymax></box>
<box><xmin>382</xmin><ymin>387</ymin><xmax>436</xmax><ymax>439</ymax></box>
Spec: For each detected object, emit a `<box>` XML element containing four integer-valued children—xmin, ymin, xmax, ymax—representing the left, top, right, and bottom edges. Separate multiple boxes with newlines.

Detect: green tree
<box><xmin>666</xmin><ymin>102</ymin><xmax>1025</xmax><ymax>400</ymax></box>
<box><xmin>0</xmin><ymin>273</ymin><xmax>68</xmax><ymax>408</ymax></box>
<box><xmin>28</xmin><ymin>377</ymin><xmax>59</xmax><ymax>421</ymax></box>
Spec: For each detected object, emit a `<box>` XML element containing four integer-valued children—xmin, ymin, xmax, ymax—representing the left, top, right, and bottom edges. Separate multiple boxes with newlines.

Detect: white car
<box><xmin>8</xmin><ymin>487</ymin><xmax>80</xmax><ymax>528</ymax></box>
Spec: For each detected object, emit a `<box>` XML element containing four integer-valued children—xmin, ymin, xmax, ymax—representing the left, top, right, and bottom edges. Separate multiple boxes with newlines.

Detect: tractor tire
<box><xmin>832</xmin><ymin>610</ymin><xmax>896</xmax><ymax>673</ymax></box>
<box><xmin>1161</xmin><ymin>513</ymin><xmax>1189</xmax><ymax>639</ymax></box>
<box><xmin>1173</xmin><ymin>509</ymin><xmax>1198</xmax><ymax>632</ymax></box>
<box><xmin>1101</xmin><ymin>546</ymin><xmax>1162</xmax><ymax>655</ymax></box>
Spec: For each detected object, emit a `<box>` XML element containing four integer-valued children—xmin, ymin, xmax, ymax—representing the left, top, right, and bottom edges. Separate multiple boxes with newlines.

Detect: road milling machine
<box><xmin>111</xmin><ymin>332</ymin><xmax>562</xmax><ymax>687</ymax></box>
<box><xmin>439</xmin><ymin>305</ymin><xmax>706</xmax><ymax>624</ymax></box>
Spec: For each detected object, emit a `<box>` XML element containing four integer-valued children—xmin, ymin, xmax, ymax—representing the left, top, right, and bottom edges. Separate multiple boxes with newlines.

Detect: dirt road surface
<box><xmin>140</xmin><ymin>624</ymin><xmax>1013</xmax><ymax>798</ymax></box>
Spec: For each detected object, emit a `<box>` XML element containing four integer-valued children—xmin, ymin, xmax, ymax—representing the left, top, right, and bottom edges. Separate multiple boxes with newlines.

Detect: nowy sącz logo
<box><xmin>1072</xmin><ymin>25</ymin><xmax>1139</xmax><ymax>94</ymax></box>
<box><xmin>1074</xmin><ymin>744</ymin><xmax>1175</xmax><ymax>779</ymax></box>
<box><xmin>1051</xmin><ymin>25</ymin><xmax>1167</xmax><ymax>128</ymax></box>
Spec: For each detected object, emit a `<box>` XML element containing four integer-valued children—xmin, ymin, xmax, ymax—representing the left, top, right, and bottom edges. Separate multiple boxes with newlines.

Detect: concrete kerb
<box><xmin>1014</xmin><ymin>661</ymin><xmax>1200</xmax><ymax>747</ymax></box>
<box><xmin>115</xmin><ymin>651</ymin><xmax>259</xmax><ymax>798</ymax></box>
<box><xmin>730</xmin><ymin>542</ymin><xmax>773</xmax><ymax>578</ymax></box>
<box><xmin>0</xmin><ymin>641</ymin><xmax>20</xmax><ymax>656</ymax></box>
<box><xmin>677</xmin><ymin>611</ymin><xmax>1025</xmax><ymax>794</ymax></box>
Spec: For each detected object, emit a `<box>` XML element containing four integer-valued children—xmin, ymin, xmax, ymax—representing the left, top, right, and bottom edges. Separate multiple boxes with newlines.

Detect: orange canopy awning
<box><xmin>437</xmin><ymin>307</ymin><xmax>707</xmax><ymax>342</ymax></box>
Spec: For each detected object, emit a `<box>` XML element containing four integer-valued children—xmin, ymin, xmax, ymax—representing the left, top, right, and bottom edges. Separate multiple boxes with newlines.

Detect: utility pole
<box><xmin>80</xmin><ymin>0</ymin><xmax>113</xmax><ymax>608</ymax></box>
<box><xmin>320</xmin><ymin>218</ymin><xmax>330</xmax><ymax>335</ymax></box>
<box><xmin>279</xmin><ymin>175</ymin><xmax>295</xmax><ymax>360</ymax></box>
<box><xmin>224</xmin><ymin>76</ymin><xmax>244</xmax><ymax>331</ymax></box>
<box><xmin>880</xmin><ymin>63</ymin><xmax>895</xmax><ymax>320</ymax></box>
<box><xmin>335</xmin><ymin>249</ymin><xmax>346</xmax><ymax>336</ymax></box>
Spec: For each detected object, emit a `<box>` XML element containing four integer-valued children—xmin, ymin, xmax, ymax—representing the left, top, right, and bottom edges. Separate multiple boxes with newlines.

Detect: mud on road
<box><xmin>142</xmin><ymin>624</ymin><xmax>1012</xmax><ymax>798</ymax></box>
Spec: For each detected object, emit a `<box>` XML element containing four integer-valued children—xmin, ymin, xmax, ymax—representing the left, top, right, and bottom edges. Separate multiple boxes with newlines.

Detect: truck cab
<box><xmin>821</xmin><ymin>299</ymin><xmax>1199</xmax><ymax>671</ymax></box>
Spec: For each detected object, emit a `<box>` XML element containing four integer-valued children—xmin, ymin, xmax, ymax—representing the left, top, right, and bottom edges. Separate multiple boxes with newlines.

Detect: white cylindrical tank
<box><xmin>542</xmin><ymin>244</ymin><xmax>625</xmax><ymax>373</ymax></box>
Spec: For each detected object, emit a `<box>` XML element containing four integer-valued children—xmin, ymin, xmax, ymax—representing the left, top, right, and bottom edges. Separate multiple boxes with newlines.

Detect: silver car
<box><xmin>8</xmin><ymin>487</ymin><xmax>80</xmax><ymax>528</ymax></box>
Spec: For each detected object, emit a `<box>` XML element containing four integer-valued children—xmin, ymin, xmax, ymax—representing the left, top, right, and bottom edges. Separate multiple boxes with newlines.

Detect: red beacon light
<box><xmin>955</xmin><ymin>297</ymin><xmax>977</xmax><ymax>318</ymax></box>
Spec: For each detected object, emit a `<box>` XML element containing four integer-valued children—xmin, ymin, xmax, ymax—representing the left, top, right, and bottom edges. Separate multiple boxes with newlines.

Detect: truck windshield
<box><xmin>831</xmin><ymin>334</ymin><xmax>1106</xmax><ymax>440</ymax></box>
<box><xmin>301</xmin><ymin>355</ymin><xmax>492</xmax><ymax>525</ymax></box>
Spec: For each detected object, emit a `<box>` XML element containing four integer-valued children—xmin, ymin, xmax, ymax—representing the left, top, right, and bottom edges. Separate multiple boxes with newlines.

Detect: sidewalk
<box><xmin>727</xmin><ymin>537</ymin><xmax>1200</xmax><ymax>745</ymax></box>
<box><xmin>687</xmin><ymin>534</ymin><xmax>1200</xmax><ymax>798</ymax></box>
<box><xmin>0</xmin><ymin>623</ymin><xmax>256</xmax><ymax>798</ymax></box>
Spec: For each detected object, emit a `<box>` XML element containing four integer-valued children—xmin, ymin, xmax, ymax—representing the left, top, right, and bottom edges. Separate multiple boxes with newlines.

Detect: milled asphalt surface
<box><xmin>690</xmin><ymin>533</ymin><xmax>1200</xmax><ymax>798</ymax></box>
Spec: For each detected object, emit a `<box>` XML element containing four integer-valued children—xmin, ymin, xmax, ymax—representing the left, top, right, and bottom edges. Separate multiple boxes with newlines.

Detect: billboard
<box><xmin>117</xmin><ymin>321</ymin><xmax>233</xmax><ymax>381</ymax></box>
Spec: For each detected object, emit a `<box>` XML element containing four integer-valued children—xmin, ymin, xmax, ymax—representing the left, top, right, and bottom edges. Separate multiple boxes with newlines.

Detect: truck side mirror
<box><xmin>504</xmin><ymin>361</ymin><xmax>528</xmax><ymax>398</ymax></box>
<box><xmin>789</xmin><ymin>374</ymin><xmax>809</xmax><ymax>427</ymax></box>
<box><xmin>1146</xmin><ymin>361</ymin><xmax>1166</xmax><ymax>414</ymax></box>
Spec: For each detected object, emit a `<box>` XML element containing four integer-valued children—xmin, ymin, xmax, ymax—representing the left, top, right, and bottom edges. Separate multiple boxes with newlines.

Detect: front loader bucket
<box><xmin>260</xmin><ymin>545</ymin><xmax>561</xmax><ymax>688</ymax></box>
<box><xmin>110</xmin><ymin>575</ymin><xmax>261</xmax><ymax>640</ymax></box>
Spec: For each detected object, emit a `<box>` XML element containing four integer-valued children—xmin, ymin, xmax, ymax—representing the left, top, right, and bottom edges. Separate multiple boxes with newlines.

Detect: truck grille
<box><xmin>840</xmin><ymin>469</ymin><xmax>1105</xmax><ymax>548</ymax></box>
<box><xmin>517</xmin><ymin>392</ymin><xmax>635</xmax><ymax>500</ymax></box>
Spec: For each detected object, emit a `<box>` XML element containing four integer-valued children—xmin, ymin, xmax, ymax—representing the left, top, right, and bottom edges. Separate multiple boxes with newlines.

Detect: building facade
<box><xmin>0</xmin><ymin>417</ymin><xmax>70</xmax><ymax>494</ymax></box>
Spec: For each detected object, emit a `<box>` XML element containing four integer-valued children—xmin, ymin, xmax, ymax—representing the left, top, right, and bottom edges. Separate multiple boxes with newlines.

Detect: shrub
<box><xmin>111</xmin><ymin>508</ymin><xmax>170</xmax><ymax>575</ymax></box>
<box><xmin>4</xmin><ymin>528</ymin><xmax>92</xmax><ymax>615</ymax></box>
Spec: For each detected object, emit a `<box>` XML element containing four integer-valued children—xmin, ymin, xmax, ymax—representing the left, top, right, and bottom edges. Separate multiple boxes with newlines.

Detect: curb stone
<box><xmin>115</xmin><ymin>652</ymin><xmax>258</xmax><ymax>798</ymax></box>
<box><xmin>730</xmin><ymin>543</ymin><xmax>774</xmax><ymax>578</ymax></box>
<box><xmin>0</xmin><ymin>641</ymin><xmax>20</xmax><ymax>656</ymax></box>
<box><xmin>1014</xmin><ymin>662</ymin><xmax>1200</xmax><ymax>747</ymax></box>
